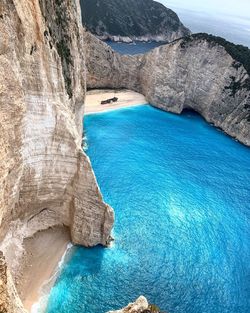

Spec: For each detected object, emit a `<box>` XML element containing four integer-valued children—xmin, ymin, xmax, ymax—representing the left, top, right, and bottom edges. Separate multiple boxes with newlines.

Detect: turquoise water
<box><xmin>46</xmin><ymin>105</ymin><xmax>250</xmax><ymax>313</ymax></box>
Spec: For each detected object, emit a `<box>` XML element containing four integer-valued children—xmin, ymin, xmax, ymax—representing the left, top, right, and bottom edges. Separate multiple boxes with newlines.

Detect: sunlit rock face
<box><xmin>86</xmin><ymin>33</ymin><xmax>250</xmax><ymax>146</ymax></box>
<box><xmin>0</xmin><ymin>0</ymin><xmax>113</xmax><ymax>310</ymax></box>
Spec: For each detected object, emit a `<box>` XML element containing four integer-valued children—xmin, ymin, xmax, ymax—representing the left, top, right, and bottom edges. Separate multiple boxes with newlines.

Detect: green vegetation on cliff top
<box><xmin>80</xmin><ymin>0</ymin><xmax>190</xmax><ymax>38</ymax></box>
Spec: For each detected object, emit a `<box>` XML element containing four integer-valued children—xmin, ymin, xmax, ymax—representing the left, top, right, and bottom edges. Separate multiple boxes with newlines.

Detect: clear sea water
<box><xmin>46</xmin><ymin>105</ymin><xmax>250</xmax><ymax>313</ymax></box>
<box><xmin>105</xmin><ymin>40</ymin><xmax>165</xmax><ymax>55</ymax></box>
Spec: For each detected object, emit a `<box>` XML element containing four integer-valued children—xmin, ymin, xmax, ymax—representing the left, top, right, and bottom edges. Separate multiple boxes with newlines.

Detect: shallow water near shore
<box><xmin>46</xmin><ymin>105</ymin><xmax>250</xmax><ymax>313</ymax></box>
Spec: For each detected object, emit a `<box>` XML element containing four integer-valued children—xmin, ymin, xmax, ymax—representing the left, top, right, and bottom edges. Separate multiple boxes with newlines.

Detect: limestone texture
<box><xmin>0</xmin><ymin>0</ymin><xmax>114</xmax><ymax>311</ymax></box>
<box><xmin>0</xmin><ymin>252</ymin><xmax>26</xmax><ymax>313</ymax></box>
<box><xmin>86</xmin><ymin>33</ymin><xmax>250</xmax><ymax>146</ymax></box>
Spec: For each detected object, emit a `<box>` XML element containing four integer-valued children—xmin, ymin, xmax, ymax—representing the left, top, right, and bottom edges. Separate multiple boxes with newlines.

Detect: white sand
<box><xmin>85</xmin><ymin>89</ymin><xmax>147</xmax><ymax>114</ymax></box>
<box><xmin>17</xmin><ymin>226</ymin><xmax>70</xmax><ymax>312</ymax></box>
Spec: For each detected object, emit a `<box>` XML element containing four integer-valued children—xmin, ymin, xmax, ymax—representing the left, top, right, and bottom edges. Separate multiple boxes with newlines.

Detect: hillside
<box><xmin>80</xmin><ymin>0</ymin><xmax>191</xmax><ymax>42</ymax></box>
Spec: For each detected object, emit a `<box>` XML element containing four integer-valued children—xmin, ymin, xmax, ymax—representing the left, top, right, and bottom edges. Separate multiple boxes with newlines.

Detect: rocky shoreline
<box><xmin>96</xmin><ymin>35</ymin><xmax>175</xmax><ymax>44</ymax></box>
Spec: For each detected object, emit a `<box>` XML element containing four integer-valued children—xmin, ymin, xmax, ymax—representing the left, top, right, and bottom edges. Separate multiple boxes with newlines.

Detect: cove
<box><xmin>46</xmin><ymin>105</ymin><xmax>250</xmax><ymax>313</ymax></box>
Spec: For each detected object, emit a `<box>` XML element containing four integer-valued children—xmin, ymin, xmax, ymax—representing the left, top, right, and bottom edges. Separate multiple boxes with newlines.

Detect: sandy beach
<box><xmin>85</xmin><ymin>89</ymin><xmax>147</xmax><ymax>114</ymax></box>
<box><xmin>17</xmin><ymin>226</ymin><xmax>70</xmax><ymax>312</ymax></box>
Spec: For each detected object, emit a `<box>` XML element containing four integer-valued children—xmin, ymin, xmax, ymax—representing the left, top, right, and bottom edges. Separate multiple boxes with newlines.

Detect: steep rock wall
<box><xmin>0</xmin><ymin>0</ymin><xmax>114</xmax><ymax>310</ymax></box>
<box><xmin>0</xmin><ymin>253</ymin><xmax>25</xmax><ymax>313</ymax></box>
<box><xmin>86</xmin><ymin>33</ymin><xmax>250</xmax><ymax>146</ymax></box>
<box><xmin>85</xmin><ymin>33</ymin><xmax>141</xmax><ymax>90</ymax></box>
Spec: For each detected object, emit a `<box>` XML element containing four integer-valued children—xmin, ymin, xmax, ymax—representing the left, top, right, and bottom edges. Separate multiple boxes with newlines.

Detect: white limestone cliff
<box><xmin>0</xmin><ymin>0</ymin><xmax>114</xmax><ymax>311</ymax></box>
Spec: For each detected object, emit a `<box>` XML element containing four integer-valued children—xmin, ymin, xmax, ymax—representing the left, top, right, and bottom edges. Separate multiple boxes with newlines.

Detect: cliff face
<box><xmin>0</xmin><ymin>0</ymin><xmax>114</xmax><ymax>310</ymax></box>
<box><xmin>86</xmin><ymin>33</ymin><xmax>250</xmax><ymax>146</ymax></box>
<box><xmin>85</xmin><ymin>33</ymin><xmax>141</xmax><ymax>90</ymax></box>
<box><xmin>80</xmin><ymin>0</ymin><xmax>190</xmax><ymax>43</ymax></box>
<box><xmin>0</xmin><ymin>252</ymin><xmax>25</xmax><ymax>313</ymax></box>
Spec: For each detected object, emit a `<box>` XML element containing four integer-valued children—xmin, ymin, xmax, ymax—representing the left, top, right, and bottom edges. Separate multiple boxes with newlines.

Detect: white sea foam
<box><xmin>31</xmin><ymin>243</ymin><xmax>73</xmax><ymax>313</ymax></box>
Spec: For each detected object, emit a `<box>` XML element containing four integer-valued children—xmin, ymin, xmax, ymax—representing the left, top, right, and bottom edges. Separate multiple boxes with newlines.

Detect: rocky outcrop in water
<box><xmin>80</xmin><ymin>0</ymin><xmax>190</xmax><ymax>43</ymax></box>
<box><xmin>86</xmin><ymin>33</ymin><xmax>250</xmax><ymax>146</ymax></box>
<box><xmin>107</xmin><ymin>297</ymin><xmax>165</xmax><ymax>313</ymax></box>
<box><xmin>0</xmin><ymin>0</ymin><xmax>114</xmax><ymax>310</ymax></box>
<box><xmin>107</xmin><ymin>296</ymin><xmax>149</xmax><ymax>313</ymax></box>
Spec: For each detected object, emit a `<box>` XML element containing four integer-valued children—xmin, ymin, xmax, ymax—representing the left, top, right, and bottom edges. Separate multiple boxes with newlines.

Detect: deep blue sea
<box><xmin>46</xmin><ymin>105</ymin><xmax>250</xmax><ymax>313</ymax></box>
<box><xmin>105</xmin><ymin>40</ymin><xmax>165</xmax><ymax>55</ymax></box>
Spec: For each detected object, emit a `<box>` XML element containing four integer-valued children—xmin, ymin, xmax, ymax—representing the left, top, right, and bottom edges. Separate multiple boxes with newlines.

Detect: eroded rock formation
<box><xmin>86</xmin><ymin>33</ymin><xmax>250</xmax><ymax>146</ymax></box>
<box><xmin>0</xmin><ymin>0</ymin><xmax>113</xmax><ymax>310</ymax></box>
<box><xmin>107</xmin><ymin>296</ymin><xmax>149</xmax><ymax>313</ymax></box>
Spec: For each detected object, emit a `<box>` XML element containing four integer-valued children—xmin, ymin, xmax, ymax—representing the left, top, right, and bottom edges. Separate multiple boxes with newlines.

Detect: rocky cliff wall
<box><xmin>86</xmin><ymin>33</ymin><xmax>250</xmax><ymax>146</ymax></box>
<box><xmin>85</xmin><ymin>33</ymin><xmax>141</xmax><ymax>90</ymax></box>
<box><xmin>0</xmin><ymin>0</ymin><xmax>114</xmax><ymax>310</ymax></box>
<box><xmin>0</xmin><ymin>252</ymin><xmax>25</xmax><ymax>313</ymax></box>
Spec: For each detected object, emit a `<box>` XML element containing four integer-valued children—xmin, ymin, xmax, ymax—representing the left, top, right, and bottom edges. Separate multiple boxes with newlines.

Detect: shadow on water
<box><xmin>61</xmin><ymin>244</ymin><xmax>106</xmax><ymax>279</ymax></box>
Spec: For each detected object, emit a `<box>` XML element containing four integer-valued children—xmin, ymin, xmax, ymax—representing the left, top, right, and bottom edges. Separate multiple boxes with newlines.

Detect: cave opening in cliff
<box><xmin>181</xmin><ymin>107</ymin><xmax>203</xmax><ymax>118</ymax></box>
